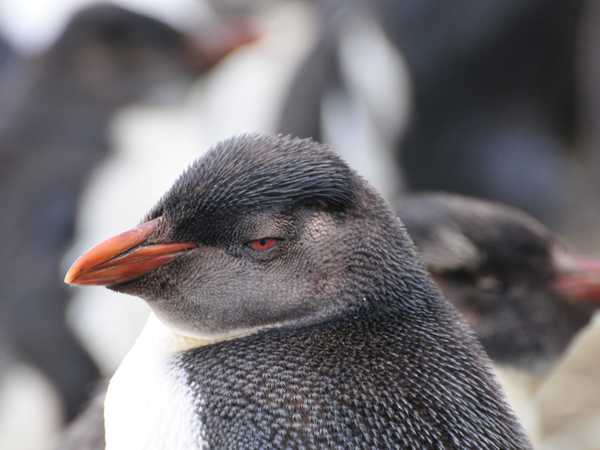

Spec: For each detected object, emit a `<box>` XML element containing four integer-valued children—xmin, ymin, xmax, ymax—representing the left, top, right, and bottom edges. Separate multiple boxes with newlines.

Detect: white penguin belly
<box><xmin>104</xmin><ymin>315</ymin><xmax>205</xmax><ymax>450</ymax></box>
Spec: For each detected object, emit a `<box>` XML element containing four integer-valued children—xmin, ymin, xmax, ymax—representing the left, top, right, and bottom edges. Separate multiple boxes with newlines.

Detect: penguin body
<box><xmin>172</xmin><ymin>307</ymin><xmax>521</xmax><ymax>448</ymax></box>
<box><xmin>67</xmin><ymin>135</ymin><xmax>531</xmax><ymax>449</ymax></box>
<box><xmin>397</xmin><ymin>192</ymin><xmax>600</xmax><ymax>445</ymax></box>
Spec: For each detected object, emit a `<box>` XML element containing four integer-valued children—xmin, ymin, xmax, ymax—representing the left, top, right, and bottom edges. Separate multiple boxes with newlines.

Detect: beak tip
<box><xmin>63</xmin><ymin>218</ymin><xmax>163</xmax><ymax>287</ymax></box>
<box><xmin>62</xmin><ymin>218</ymin><xmax>196</xmax><ymax>288</ymax></box>
<box><xmin>64</xmin><ymin>267</ymin><xmax>79</xmax><ymax>285</ymax></box>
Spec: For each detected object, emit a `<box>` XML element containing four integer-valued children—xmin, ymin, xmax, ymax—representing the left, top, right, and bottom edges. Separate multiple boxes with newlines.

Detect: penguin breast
<box><xmin>104</xmin><ymin>315</ymin><xmax>205</xmax><ymax>450</ymax></box>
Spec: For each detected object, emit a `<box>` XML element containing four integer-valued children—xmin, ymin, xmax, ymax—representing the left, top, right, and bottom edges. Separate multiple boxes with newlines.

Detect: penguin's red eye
<box><xmin>248</xmin><ymin>238</ymin><xmax>278</xmax><ymax>252</ymax></box>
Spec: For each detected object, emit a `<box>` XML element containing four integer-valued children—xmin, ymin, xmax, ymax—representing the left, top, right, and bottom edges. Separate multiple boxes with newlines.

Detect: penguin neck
<box><xmin>139</xmin><ymin>314</ymin><xmax>226</xmax><ymax>353</ymax></box>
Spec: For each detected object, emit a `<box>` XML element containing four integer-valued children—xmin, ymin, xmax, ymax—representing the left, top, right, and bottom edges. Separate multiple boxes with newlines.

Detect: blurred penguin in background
<box><xmin>0</xmin><ymin>2</ymin><xmax>257</xmax><ymax>423</ymax></box>
<box><xmin>277</xmin><ymin>0</ymin><xmax>583</xmax><ymax>226</ymax></box>
<box><xmin>397</xmin><ymin>193</ymin><xmax>600</xmax><ymax>445</ymax></box>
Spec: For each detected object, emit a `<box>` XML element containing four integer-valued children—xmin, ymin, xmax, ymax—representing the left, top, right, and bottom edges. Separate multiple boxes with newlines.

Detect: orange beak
<box><xmin>64</xmin><ymin>217</ymin><xmax>196</xmax><ymax>286</ymax></box>
<box><xmin>553</xmin><ymin>254</ymin><xmax>600</xmax><ymax>302</ymax></box>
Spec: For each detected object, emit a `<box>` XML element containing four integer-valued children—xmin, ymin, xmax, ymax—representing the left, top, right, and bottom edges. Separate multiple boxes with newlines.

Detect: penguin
<box><xmin>397</xmin><ymin>193</ymin><xmax>600</xmax><ymax>370</ymax></box>
<box><xmin>0</xmin><ymin>3</ymin><xmax>258</xmax><ymax>422</ymax></box>
<box><xmin>65</xmin><ymin>134</ymin><xmax>531</xmax><ymax>449</ymax></box>
<box><xmin>396</xmin><ymin>192</ymin><xmax>600</xmax><ymax>444</ymax></box>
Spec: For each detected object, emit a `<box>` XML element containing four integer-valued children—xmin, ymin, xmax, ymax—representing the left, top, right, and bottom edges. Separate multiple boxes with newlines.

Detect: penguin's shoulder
<box><xmin>175</xmin><ymin>311</ymin><xmax>530</xmax><ymax>449</ymax></box>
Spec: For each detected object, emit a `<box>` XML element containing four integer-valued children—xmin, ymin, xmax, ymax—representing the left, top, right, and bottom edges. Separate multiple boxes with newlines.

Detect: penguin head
<box><xmin>66</xmin><ymin>135</ymin><xmax>418</xmax><ymax>339</ymax></box>
<box><xmin>398</xmin><ymin>193</ymin><xmax>600</xmax><ymax>368</ymax></box>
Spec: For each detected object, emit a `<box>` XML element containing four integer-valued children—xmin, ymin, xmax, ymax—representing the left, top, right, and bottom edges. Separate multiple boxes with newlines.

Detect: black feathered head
<box><xmin>149</xmin><ymin>134</ymin><xmax>356</xmax><ymax>243</ymax></box>
<box><xmin>66</xmin><ymin>134</ymin><xmax>429</xmax><ymax>339</ymax></box>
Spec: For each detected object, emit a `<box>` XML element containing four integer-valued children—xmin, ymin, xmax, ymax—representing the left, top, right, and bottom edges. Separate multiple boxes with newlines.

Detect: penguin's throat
<box><xmin>149</xmin><ymin>313</ymin><xmax>264</xmax><ymax>352</ymax></box>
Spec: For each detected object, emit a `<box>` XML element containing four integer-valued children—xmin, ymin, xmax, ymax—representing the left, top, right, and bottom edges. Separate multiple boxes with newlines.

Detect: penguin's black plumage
<box><xmin>397</xmin><ymin>193</ymin><xmax>598</xmax><ymax>371</ymax></box>
<box><xmin>67</xmin><ymin>134</ymin><xmax>531</xmax><ymax>449</ymax></box>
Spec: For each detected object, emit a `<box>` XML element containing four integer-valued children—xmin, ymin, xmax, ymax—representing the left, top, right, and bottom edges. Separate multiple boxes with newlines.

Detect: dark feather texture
<box><xmin>147</xmin><ymin>134</ymin><xmax>356</xmax><ymax>242</ymax></box>
<box><xmin>398</xmin><ymin>193</ymin><xmax>594</xmax><ymax>371</ymax></box>
<box><xmin>176</xmin><ymin>299</ymin><xmax>530</xmax><ymax>449</ymax></box>
<box><xmin>104</xmin><ymin>134</ymin><xmax>533</xmax><ymax>449</ymax></box>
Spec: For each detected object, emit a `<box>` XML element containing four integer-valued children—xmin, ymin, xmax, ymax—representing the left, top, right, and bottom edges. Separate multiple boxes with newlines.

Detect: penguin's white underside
<box><xmin>105</xmin><ymin>314</ymin><xmax>202</xmax><ymax>450</ymax></box>
<box><xmin>105</xmin><ymin>313</ymin><xmax>271</xmax><ymax>450</ymax></box>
